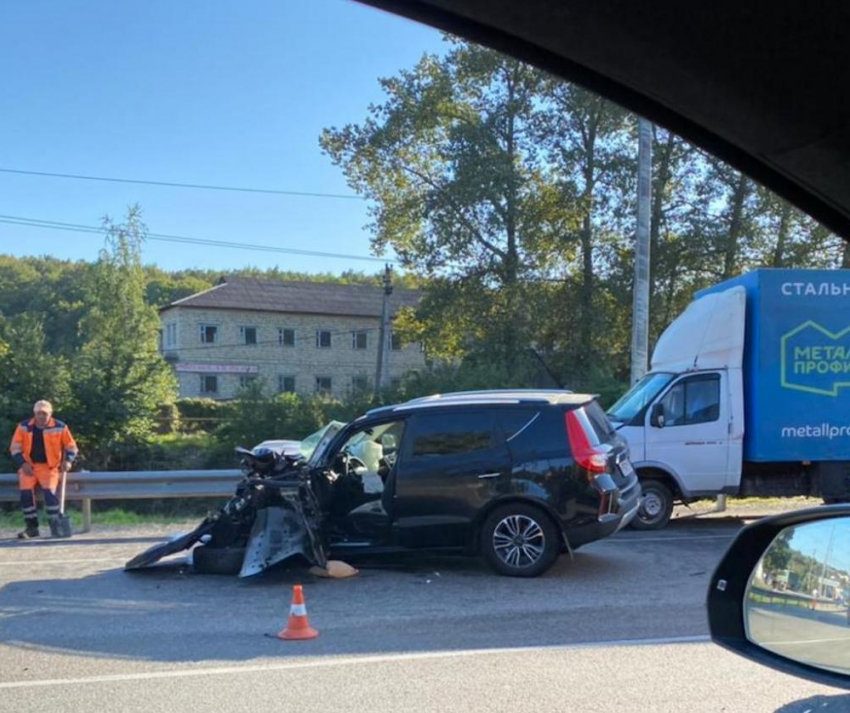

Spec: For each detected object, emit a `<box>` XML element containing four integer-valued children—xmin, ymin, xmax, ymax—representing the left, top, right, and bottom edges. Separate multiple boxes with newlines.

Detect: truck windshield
<box><xmin>608</xmin><ymin>373</ymin><xmax>674</xmax><ymax>423</ymax></box>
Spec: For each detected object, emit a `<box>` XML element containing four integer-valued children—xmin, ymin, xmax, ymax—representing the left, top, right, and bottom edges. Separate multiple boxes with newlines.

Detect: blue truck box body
<box><xmin>697</xmin><ymin>269</ymin><xmax>850</xmax><ymax>463</ymax></box>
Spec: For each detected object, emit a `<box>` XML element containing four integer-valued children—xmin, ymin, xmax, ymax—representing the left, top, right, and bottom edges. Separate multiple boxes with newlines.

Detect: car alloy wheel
<box><xmin>492</xmin><ymin>514</ymin><xmax>546</xmax><ymax>568</ymax></box>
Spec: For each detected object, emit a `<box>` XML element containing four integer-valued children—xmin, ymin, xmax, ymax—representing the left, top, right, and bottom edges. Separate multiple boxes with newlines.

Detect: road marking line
<box><xmin>763</xmin><ymin>637</ymin><xmax>850</xmax><ymax>645</ymax></box>
<box><xmin>0</xmin><ymin>558</ymin><xmax>126</xmax><ymax>566</ymax></box>
<box><xmin>0</xmin><ymin>635</ymin><xmax>711</xmax><ymax>690</ymax></box>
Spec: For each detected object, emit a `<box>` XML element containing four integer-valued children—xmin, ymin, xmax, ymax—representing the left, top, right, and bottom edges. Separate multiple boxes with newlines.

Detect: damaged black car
<box><xmin>125</xmin><ymin>390</ymin><xmax>640</xmax><ymax>578</ymax></box>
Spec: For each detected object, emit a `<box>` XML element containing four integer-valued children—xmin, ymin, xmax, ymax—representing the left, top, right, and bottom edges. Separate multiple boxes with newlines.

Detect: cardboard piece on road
<box><xmin>308</xmin><ymin>560</ymin><xmax>359</xmax><ymax>579</ymax></box>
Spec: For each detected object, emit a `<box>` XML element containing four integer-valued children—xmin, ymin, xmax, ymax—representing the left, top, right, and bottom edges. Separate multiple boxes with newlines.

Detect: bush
<box><xmin>154</xmin><ymin>402</ymin><xmax>180</xmax><ymax>435</ymax></box>
<box><xmin>399</xmin><ymin>359</ymin><xmax>540</xmax><ymax>397</ymax></box>
<box><xmin>175</xmin><ymin>398</ymin><xmax>228</xmax><ymax>433</ymax></box>
<box><xmin>214</xmin><ymin>388</ymin><xmax>327</xmax><ymax>448</ymax></box>
<box><xmin>92</xmin><ymin>432</ymin><xmax>232</xmax><ymax>471</ymax></box>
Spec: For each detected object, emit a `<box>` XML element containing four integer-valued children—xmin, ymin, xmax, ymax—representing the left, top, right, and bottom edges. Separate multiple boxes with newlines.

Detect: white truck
<box><xmin>608</xmin><ymin>269</ymin><xmax>850</xmax><ymax>529</ymax></box>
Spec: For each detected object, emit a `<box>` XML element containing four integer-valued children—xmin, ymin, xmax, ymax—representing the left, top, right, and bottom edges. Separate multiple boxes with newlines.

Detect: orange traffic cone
<box><xmin>277</xmin><ymin>585</ymin><xmax>319</xmax><ymax>640</ymax></box>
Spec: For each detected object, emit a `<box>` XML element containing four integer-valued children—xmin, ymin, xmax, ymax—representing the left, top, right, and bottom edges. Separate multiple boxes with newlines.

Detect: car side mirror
<box><xmin>650</xmin><ymin>403</ymin><xmax>666</xmax><ymax>428</ymax></box>
<box><xmin>707</xmin><ymin>506</ymin><xmax>850</xmax><ymax>689</ymax></box>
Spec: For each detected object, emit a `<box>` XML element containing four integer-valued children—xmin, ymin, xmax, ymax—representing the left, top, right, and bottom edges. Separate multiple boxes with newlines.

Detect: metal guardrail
<box><xmin>0</xmin><ymin>470</ymin><xmax>242</xmax><ymax>533</ymax></box>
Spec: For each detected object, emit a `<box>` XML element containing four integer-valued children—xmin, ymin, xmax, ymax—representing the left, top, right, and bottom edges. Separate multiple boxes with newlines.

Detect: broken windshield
<box><xmin>304</xmin><ymin>421</ymin><xmax>346</xmax><ymax>465</ymax></box>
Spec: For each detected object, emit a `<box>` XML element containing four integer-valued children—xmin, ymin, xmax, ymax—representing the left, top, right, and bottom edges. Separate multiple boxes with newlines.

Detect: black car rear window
<box><xmin>497</xmin><ymin>409</ymin><xmax>540</xmax><ymax>441</ymax></box>
<box><xmin>580</xmin><ymin>401</ymin><xmax>615</xmax><ymax>444</ymax></box>
<box><xmin>410</xmin><ymin>411</ymin><xmax>495</xmax><ymax>457</ymax></box>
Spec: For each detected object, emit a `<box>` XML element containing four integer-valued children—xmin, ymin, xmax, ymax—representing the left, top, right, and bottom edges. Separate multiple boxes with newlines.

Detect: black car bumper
<box><xmin>566</xmin><ymin>473</ymin><xmax>641</xmax><ymax>548</ymax></box>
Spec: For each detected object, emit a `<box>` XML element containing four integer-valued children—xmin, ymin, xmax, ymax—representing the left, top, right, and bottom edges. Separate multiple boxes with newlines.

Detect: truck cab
<box><xmin>609</xmin><ymin>287</ymin><xmax>747</xmax><ymax>528</ymax></box>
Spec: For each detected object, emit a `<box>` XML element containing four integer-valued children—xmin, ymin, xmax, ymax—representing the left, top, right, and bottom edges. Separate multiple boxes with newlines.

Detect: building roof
<box><xmin>161</xmin><ymin>277</ymin><xmax>422</xmax><ymax>319</ymax></box>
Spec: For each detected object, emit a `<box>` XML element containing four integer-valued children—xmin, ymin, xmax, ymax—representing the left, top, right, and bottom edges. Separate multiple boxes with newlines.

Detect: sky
<box><xmin>0</xmin><ymin>0</ymin><xmax>447</xmax><ymax>274</ymax></box>
<box><xmin>781</xmin><ymin>519</ymin><xmax>850</xmax><ymax>578</ymax></box>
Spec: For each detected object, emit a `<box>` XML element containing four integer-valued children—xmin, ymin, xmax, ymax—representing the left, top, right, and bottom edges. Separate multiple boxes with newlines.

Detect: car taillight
<box><xmin>565</xmin><ymin>410</ymin><xmax>608</xmax><ymax>478</ymax></box>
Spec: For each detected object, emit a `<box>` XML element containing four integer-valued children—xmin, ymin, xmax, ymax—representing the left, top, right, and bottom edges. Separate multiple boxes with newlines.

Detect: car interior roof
<box><xmin>361</xmin><ymin>0</ymin><xmax>850</xmax><ymax>241</ymax></box>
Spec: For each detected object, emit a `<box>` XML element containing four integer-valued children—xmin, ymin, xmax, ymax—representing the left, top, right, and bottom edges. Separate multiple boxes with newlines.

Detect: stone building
<box><xmin>159</xmin><ymin>277</ymin><xmax>425</xmax><ymax>400</ymax></box>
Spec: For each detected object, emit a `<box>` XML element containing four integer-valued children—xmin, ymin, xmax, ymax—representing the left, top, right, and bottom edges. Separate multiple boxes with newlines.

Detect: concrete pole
<box><xmin>630</xmin><ymin>118</ymin><xmax>653</xmax><ymax>385</ymax></box>
<box><xmin>375</xmin><ymin>265</ymin><xmax>393</xmax><ymax>392</ymax></box>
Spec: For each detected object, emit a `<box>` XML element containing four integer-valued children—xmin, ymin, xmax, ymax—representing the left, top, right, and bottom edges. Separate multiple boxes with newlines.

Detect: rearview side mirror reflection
<box><xmin>746</xmin><ymin>518</ymin><xmax>850</xmax><ymax>676</ymax></box>
<box><xmin>707</xmin><ymin>506</ymin><xmax>850</xmax><ymax>690</ymax></box>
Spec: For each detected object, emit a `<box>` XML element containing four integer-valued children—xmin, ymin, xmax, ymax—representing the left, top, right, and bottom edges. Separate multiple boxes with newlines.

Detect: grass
<box><xmin>0</xmin><ymin>507</ymin><xmax>200</xmax><ymax>530</ymax></box>
<box><xmin>687</xmin><ymin>495</ymin><xmax>821</xmax><ymax>509</ymax></box>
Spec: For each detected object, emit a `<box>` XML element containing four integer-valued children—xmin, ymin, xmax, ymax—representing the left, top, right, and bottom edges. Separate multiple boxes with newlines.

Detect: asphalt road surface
<box><xmin>749</xmin><ymin>605</ymin><xmax>850</xmax><ymax>675</ymax></box>
<box><xmin>0</xmin><ymin>518</ymin><xmax>848</xmax><ymax>712</ymax></box>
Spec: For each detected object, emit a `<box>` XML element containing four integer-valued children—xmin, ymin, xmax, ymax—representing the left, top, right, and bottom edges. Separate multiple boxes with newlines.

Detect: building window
<box><xmin>315</xmin><ymin>376</ymin><xmax>332</xmax><ymax>394</ymax></box>
<box><xmin>200</xmin><ymin>324</ymin><xmax>218</xmax><ymax>344</ymax></box>
<box><xmin>239</xmin><ymin>374</ymin><xmax>258</xmax><ymax>389</ymax></box>
<box><xmin>200</xmin><ymin>374</ymin><xmax>218</xmax><ymax>394</ymax></box>
<box><xmin>278</xmin><ymin>375</ymin><xmax>296</xmax><ymax>393</ymax></box>
<box><xmin>279</xmin><ymin>328</ymin><xmax>296</xmax><ymax>347</ymax></box>
<box><xmin>316</xmin><ymin>330</ymin><xmax>332</xmax><ymax>349</ymax></box>
<box><xmin>240</xmin><ymin>326</ymin><xmax>258</xmax><ymax>346</ymax></box>
<box><xmin>391</xmin><ymin>332</ymin><xmax>402</xmax><ymax>351</ymax></box>
<box><xmin>352</xmin><ymin>330</ymin><xmax>368</xmax><ymax>350</ymax></box>
<box><xmin>352</xmin><ymin>375</ymin><xmax>369</xmax><ymax>393</ymax></box>
<box><xmin>163</xmin><ymin>322</ymin><xmax>178</xmax><ymax>349</ymax></box>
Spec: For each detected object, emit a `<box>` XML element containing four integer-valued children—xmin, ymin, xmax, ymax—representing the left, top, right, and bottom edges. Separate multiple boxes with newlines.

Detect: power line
<box><xmin>0</xmin><ymin>214</ymin><xmax>394</xmax><ymax>265</ymax></box>
<box><xmin>0</xmin><ymin>167</ymin><xmax>363</xmax><ymax>201</ymax></box>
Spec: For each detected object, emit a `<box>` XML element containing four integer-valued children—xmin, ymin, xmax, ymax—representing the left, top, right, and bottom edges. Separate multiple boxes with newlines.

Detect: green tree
<box><xmin>321</xmin><ymin>40</ymin><xmax>574</xmax><ymax>370</ymax></box>
<box><xmin>0</xmin><ymin>314</ymin><xmax>74</xmax><ymax>469</ymax></box>
<box><xmin>762</xmin><ymin>529</ymin><xmax>795</xmax><ymax>575</ymax></box>
<box><xmin>69</xmin><ymin>206</ymin><xmax>176</xmax><ymax>466</ymax></box>
<box><xmin>537</xmin><ymin>83</ymin><xmax>633</xmax><ymax>373</ymax></box>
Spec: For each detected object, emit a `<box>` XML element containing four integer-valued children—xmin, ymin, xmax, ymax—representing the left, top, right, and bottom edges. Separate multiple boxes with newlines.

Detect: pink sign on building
<box><xmin>175</xmin><ymin>363</ymin><xmax>259</xmax><ymax>374</ymax></box>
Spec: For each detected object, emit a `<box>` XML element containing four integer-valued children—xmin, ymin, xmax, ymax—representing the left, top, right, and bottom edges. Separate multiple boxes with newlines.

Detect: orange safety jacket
<box><xmin>9</xmin><ymin>417</ymin><xmax>78</xmax><ymax>470</ymax></box>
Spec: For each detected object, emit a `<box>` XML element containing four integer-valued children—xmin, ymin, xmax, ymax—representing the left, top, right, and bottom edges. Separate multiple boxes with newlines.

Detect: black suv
<box><xmin>319</xmin><ymin>389</ymin><xmax>640</xmax><ymax>576</ymax></box>
<box><xmin>127</xmin><ymin>390</ymin><xmax>639</xmax><ymax>578</ymax></box>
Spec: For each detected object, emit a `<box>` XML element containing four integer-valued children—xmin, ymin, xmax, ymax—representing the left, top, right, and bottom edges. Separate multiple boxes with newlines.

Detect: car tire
<box><xmin>480</xmin><ymin>503</ymin><xmax>560</xmax><ymax>577</ymax></box>
<box><xmin>192</xmin><ymin>545</ymin><xmax>246</xmax><ymax>575</ymax></box>
<box><xmin>630</xmin><ymin>480</ymin><xmax>674</xmax><ymax>530</ymax></box>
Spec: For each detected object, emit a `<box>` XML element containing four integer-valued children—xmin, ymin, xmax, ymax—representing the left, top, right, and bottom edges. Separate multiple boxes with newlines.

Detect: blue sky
<box><xmin>0</xmin><ymin>0</ymin><xmax>446</xmax><ymax>274</ymax></box>
<box><xmin>783</xmin><ymin>519</ymin><xmax>850</xmax><ymax>577</ymax></box>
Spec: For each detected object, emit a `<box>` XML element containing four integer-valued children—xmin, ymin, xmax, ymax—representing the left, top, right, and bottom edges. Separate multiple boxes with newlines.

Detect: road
<box><xmin>749</xmin><ymin>605</ymin><xmax>850</xmax><ymax>675</ymax></box>
<box><xmin>0</xmin><ymin>518</ymin><xmax>847</xmax><ymax>712</ymax></box>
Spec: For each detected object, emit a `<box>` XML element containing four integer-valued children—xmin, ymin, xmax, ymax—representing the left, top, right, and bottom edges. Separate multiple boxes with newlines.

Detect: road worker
<box><xmin>9</xmin><ymin>400</ymin><xmax>78</xmax><ymax>539</ymax></box>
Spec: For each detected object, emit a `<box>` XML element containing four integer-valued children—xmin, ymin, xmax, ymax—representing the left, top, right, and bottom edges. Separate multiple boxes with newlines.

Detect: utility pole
<box><xmin>375</xmin><ymin>264</ymin><xmax>393</xmax><ymax>393</ymax></box>
<box><xmin>630</xmin><ymin>118</ymin><xmax>653</xmax><ymax>385</ymax></box>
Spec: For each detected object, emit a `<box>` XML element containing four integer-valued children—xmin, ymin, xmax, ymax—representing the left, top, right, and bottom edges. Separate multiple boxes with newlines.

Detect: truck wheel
<box><xmin>631</xmin><ymin>481</ymin><xmax>674</xmax><ymax>530</ymax></box>
<box><xmin>481</xmin><ymin>504</ymin><xmax>560</xmax><ymax>577</ymax></box>
<box><xmin>192</xmin><ymin>545</ymin><xmax>246</xmax><ymax>575</ymax></box>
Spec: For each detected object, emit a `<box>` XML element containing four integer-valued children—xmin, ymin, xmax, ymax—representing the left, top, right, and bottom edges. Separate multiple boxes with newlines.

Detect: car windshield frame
<box><xmin>607</xmin><ymin>372</ymin><xmax>675</xmax><ymax>424</ymax></box>
<box><xmin>303</xmin><ymin>421</ymin><xmax>347</xmax><ymax>465</ymax></box>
